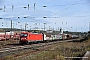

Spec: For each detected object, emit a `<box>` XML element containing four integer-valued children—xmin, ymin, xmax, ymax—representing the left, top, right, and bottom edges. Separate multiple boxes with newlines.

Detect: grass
<box><xmin>19</xmin><ymin>51</ymin><xmax>65</xmax><ymax>60</ymax></box>
<box><xmin>1</xmin><ymin>38</ymin><xmax>90</xmax><ymax>60</ymax></box>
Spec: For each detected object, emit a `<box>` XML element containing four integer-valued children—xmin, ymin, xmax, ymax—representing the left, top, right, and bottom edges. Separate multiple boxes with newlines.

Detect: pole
<box><xmin>11</xmin><ymin>20</ymin><xmax>12</xmax><ymax>33</ymax></box>
<box><xmin>28</xmin><ymin>4</ymin><xmax>29</xmax><ymax>10</ymax></box>
<box><xmin>25</xmin><ymin>23</ymin><xmax>26</xmax><ymax>31</ymax></box>
<box><xmin>34</xmin><ymin>3</ymin><xmax>36</xmax><ymax>10</ymax></box>
<box><xmin>11</xmin><ymin>20</ymin><xmax>13</xmax><ymax>40</ymax></box>
<box><xmin>25</xmin><ymin>23</ymin><xmax>28</xmax><ymax>31</ymax></box>
<box><xmin>4</xmin><ymin>31</ymin><xmax>6</xmax><ymax>45</ymax></box>
<box><xmin>44</xmin><ymin>23</ymin><xmax>46</xmax><ymax>31</ymax></box>
<box><xmin>12</xmin><ymin>5</ymin><xmax>14</xmax><ymax>11</ymax></box>
<box><xmin>4</xmin><ymin>5</ymin><xmax>6</xmax><ymax>12</ymax></box>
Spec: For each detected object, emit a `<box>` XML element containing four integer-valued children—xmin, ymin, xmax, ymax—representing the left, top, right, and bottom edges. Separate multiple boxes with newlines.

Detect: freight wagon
<box><xmin>0</xmin><ymin>34</ymin><xmax>6</xmax><ymax>40</ymax></box>
<box><xmin>0</xmin><ymin>32</ymin><xmax>20</xmax><ymax>40</ymax></box>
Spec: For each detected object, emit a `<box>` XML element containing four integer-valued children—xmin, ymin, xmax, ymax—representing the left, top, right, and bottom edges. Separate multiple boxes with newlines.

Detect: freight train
<box><xmin>19</xmin><ymin>31</ymin><xmax>73</xmax><ymax>44</ymax></box>
<box><xmin>0</xmin><ymin>31</ymin><xmax>79</xmax><ymax>45</ymax></box>
<box><xmin>0</xmin><ymin>32</ymin><xmax>20</xmax><ymax>40</ymax></box>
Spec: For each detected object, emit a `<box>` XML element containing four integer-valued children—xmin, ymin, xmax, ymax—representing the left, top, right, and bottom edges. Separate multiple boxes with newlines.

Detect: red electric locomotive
<box><xmin>20</xmin><ymin>32</ymin><xmax>44</xmax><ymax>44</ymax></box>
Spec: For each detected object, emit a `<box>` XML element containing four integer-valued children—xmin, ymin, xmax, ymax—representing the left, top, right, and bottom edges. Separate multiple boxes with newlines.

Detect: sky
<box><xmin>0</xmin><ymin>0</ymin><xmax>90</xmax><ymax>32</ymax></box>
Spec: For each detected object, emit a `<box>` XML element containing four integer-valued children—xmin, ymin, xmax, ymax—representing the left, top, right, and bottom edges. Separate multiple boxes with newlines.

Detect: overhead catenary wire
<box><xmin>1</xmin><ymin>0</ymin><xmax>90</xmax><ymax>12</ymax></box>
<box><xmin>1</xmin><ymin>0</ymin><xmax>89</xmax><ymax>19</ymax></box>
<box><xmin>53</xmin><ymin>0</ymin><xmax>82</xmax><ymax>15</ymax></box>
<box><xmin>43</xmin><ymin>2</ymin><xmax>90</xmax><ymax>7</ymax></box>
<box><xmin>43</xmin><ymin>0</ymin><xmax>90</xmax><ymax>18</ymax></box>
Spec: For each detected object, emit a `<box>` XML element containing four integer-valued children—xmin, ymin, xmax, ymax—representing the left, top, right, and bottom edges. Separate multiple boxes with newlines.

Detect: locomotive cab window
<box><xmin>21</xmin><ymin>34</ymin><xmax>28</xmax><ymax>37</ymax></box>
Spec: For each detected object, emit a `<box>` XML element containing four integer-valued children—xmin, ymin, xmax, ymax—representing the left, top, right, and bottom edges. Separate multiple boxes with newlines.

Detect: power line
<box><xmin>43</xmin><ymin>2</ymin><xmax>90</xmax><ymax>7</ymax></box>
<box><xmin>48</xmin><ymin>0</ymin><xmax>83</xmax><ymax>17</ymax></box>
<box><xmin>60</xmin><ymin>0</ymin><xmax>82</xmax><ymax>12</ymax></box>
<box><xmin>1</xmin><ymin>0</ymin><xmax>89</xmax><ymax>12</ymax></box>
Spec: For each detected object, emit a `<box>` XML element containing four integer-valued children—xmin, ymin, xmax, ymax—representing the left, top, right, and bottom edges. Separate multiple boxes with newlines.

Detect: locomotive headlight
<box><xmin>25</xmin><ymin>38</ymin><xmax>26</xmax><ymax>39</ymax></box>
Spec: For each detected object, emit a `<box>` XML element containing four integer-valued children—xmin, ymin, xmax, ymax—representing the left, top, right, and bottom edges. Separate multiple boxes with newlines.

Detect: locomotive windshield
<box><xmin>29</xmin><ymin>30</ymin><xmax>41</xmax><ymax>33</ymax></box>
<box><xmin>21</xmin><ymin>34</ymin><xmax>28</xmax><ymax>37</ymax></box>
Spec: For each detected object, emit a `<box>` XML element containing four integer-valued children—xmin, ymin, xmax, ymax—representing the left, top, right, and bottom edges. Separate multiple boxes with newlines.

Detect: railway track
<box><xmin>0</xmin><ymin>39</ymin><xmax>81</xmax><ymax>59</ymax></box>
